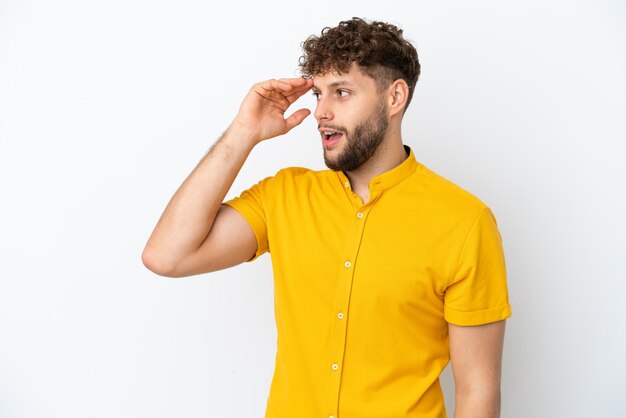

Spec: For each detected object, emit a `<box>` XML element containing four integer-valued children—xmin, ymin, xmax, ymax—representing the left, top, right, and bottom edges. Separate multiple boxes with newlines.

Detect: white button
<box><xmin>344</xmin><ymin>181</ymin><xmax>350</xmax><ymax>187</ymax></box>
<box><xmin>337</xmin><ymin>312</ymin><xmax>344</xmax><ymax>319</ymax></box>
<box><xmin>357</xmin><ymin>212</ymin><xmax>363</xmax><ymax>218</ymax></box>
<box><xmin>344</xmin><ymin>261</ymin><xmax>351</xmax><ymax>268</ymax></box>
<box><xmin>329</xmin><ymin>416</ymin><xmax>335</xmax><ymax>418</ymax></box>
<box><xmin>331</xmin><ymin>363</ymin><xmax>339</xmax><ymax>370</ymax></box>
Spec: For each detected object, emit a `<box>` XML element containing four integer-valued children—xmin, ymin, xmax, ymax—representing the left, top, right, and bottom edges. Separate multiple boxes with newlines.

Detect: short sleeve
<box><xmin>444</xmin><ymin>207</ymin><xmax>512</xmax><ymax>326</ymax></box>
<box><xmin>222</xmin><ymin>176</ymin><xmax>272</xmax><ymax>262</ymax></box>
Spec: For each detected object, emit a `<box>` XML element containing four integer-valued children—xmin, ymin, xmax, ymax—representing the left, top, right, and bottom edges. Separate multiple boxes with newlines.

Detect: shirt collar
<box><xmin>336</xmin><ymin>145</ymin><xmax>420</xmax><ymax>193</ymax></box>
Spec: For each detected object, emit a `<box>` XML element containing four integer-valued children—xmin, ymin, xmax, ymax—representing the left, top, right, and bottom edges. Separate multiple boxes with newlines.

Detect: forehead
<box><xmin>311</xmin><ymin>63</ymin><xmax>375</xmax><ymax>90</ymax></box>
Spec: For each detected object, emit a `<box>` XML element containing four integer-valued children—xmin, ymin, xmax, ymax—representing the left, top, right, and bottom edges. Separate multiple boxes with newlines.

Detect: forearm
<box><xmin>142</xmin><ymin>122</ymin><xmax>257</xmax><ymax>272</ymax></box>
<box><xmin>453</xmin><ymin>387</ymin><xmax>501</xmax><ymax>418</ymax></box>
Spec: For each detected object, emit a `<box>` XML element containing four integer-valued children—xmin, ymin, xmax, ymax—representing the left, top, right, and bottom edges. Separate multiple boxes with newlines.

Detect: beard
<box><xmin>323</xmin><ymin>98</ymin><xmax>389</xmax><ymax>172</ymax></box>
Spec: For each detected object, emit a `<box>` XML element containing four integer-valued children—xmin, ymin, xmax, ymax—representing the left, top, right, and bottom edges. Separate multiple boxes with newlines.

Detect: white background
<box><xmin>1</xmin><ymin>1</ymin><xmax>625</xmax><ymax>417</ymax></box>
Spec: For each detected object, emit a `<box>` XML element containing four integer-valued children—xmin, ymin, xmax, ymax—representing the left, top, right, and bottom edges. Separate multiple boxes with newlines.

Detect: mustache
<box><xmin>317</xmin><ymin>123</ymin><xmax>347</xmax><ymax>134</ymax></box>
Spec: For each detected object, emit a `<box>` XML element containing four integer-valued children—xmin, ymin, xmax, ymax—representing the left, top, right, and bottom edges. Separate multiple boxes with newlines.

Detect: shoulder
<box><xmin>274</xmin><ymin>166</ymin><xmax>314</xmax><ymax>178</ymax></box>
<box><xmin>269</xmin><ymin>166</ymin><xmax>337</xmax><ymax>186</ymax></box>
<box><xmin>254</xmin><ymin>166</ymin><xmax>338</xmax><ymax>207</ymax></box>
<box><xmin>426</xmin><ymin>165</ymin><xmax>487</xmax><ymax>205</ymax></box>
<box><xmin>408</xmin><ymin>162</ymin><xmax>494</xmax><ymax>222</ymax></box>
<box><xmin>249</xmin><ymin>166</ymin><xmax>335</xmax><ymax>196</ymax></box>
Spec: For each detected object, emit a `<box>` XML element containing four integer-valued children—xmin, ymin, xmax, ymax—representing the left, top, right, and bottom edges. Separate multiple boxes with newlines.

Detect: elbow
<box><xmin>454</xmin><ymin>385</ymin><xmax>501</xmax><ymax>418</ymax></box>
<box><xmin>455</xmin><ymin>380</ymin><xmax>501</xmax><ymax>403</ymax></box>
<box><xmin>141</xmin><ymin>248</ymin><xmax>180</xmax><ymax>278</ymax></box>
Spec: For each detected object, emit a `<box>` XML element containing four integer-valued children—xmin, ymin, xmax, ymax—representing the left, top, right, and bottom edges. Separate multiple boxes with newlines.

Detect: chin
<box><xmin>323</xmin><ymin>156</ymin><xmax>344</xmax><ymax>172</ymax></box>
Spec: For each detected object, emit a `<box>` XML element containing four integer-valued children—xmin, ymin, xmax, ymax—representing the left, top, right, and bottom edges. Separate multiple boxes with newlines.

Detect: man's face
<box><xmin>312</xmin><ymin>63</ymin><xmax>390</xmax><ymax>172</ymax></box>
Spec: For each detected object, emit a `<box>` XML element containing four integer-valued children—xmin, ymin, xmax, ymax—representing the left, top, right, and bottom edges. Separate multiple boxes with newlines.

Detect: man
<box><xmin>142</xmin><ymin>17</ymin><xmax>512</xmax><ymax>418</ymax></box>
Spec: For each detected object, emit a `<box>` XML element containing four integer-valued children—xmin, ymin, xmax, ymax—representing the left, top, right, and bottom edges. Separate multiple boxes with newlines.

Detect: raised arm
<box><xmin>141</xmin><ymin>77</ymin><xmax>313</xmax><ymax>277</ymax></box>
<box><xmin>449</xmin><ymin>319</ymin><xmax>506</xmax><ymax>418</ymax></box>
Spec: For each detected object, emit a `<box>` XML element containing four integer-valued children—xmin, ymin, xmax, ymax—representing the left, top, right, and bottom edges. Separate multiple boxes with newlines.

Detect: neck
<box><xmin>344</xmin><ymin>134</ymin><xmax>408</xmax><ymax>193</ymax></box>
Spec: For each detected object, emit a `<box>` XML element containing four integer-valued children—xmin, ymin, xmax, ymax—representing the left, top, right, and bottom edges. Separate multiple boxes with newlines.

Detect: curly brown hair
<box><xmin>298</xmin><ymin>17</ymin><xmax>421</xmax><ymax>112</ymax></box>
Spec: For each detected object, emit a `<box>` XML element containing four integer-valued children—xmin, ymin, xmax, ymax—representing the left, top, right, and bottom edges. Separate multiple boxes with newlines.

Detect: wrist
<box><xmin>226</xmin><ymin>119</ymin><xmax>261</xmax><ymax>149</ymax></box>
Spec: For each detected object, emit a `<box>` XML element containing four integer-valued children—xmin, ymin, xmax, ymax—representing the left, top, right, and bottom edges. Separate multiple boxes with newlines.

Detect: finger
<box><xmin>260</xmin><ymin>77</ymin><xmax>312</xmax><ymax>93</ymax></box>
<box><xmin>278</xmin><ymin>77</ymin><xmax>312</xmax><ymax>87</ymax></box>
<box><xmin>284</xmin><ymin>108</ymin><xmax>311</xmax><ymax>133</ymax></box>
<box><xmin>253</xmin><ymin>85</ymin><xmax>291</xmax><ymax>109</ymax></box>
<box><xmin>285</xmin><ymin>78</ymin><xmax>314</xmax><ymax>94</ymax></box>
<box><xmin>284</xmin><ymin>81</ymin><xmax>314</xmax><ymax>103</ymax></box>
<box><xmin>253</xmin><ymin>78</ymin><xmax>312</xmax><ymax>110</ymax></box>
<box><xmin>286</xmin><ymin>84</ymin><xmax>313</xmax><ymax>101</ymax></box>
<box><xmin>255</xmin><ymin>81</ymin><xmax>300</xmax><ymax>103</ymax></box>
<box><xmin>259</xmin><ymin>78</ymin><xmax>300</xmax><ymax>93</ymax></box>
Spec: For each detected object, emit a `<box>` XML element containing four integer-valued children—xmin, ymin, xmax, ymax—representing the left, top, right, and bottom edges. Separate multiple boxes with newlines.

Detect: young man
<box><xmin>143</xmin><ymin>17</ymin><xmax>512</xmax><ymax>418</ymax></box>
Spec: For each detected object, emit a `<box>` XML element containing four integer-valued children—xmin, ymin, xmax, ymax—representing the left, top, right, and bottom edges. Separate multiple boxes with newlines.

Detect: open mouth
<box><xmin>321</xmin><ymin>131</ymin><xmax>343</xmax><ymax>148</ymax></box>
<box><xmin>322</xmin><ymin>131</ymin><xmax>342</xmax><ymax>141</ymax></box>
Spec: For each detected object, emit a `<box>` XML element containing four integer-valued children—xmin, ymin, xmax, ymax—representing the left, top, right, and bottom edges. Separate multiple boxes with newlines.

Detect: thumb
<box><xmin>284</xmin><ymin>108</ymin><xmax>311</xmax><ymax>133</ymax></box>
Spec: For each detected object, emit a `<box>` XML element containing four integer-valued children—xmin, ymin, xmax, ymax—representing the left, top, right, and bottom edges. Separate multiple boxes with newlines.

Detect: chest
<box><xmin>267</xmin><ymin>193</ymin><xmax>458</xmax><ymax>302</ymax></box>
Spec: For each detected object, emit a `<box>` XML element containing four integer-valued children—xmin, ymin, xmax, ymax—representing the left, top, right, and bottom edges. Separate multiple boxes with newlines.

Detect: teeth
<box><xmin>321</xmin><ymin>130</ymin><xmax>339</xmax><ymax>140</ymax></box>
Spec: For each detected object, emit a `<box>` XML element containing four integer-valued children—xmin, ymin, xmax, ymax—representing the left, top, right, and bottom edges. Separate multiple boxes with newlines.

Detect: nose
<box><xmin>314</xmin><ymin>100</ymin><xmax>333</xmax><ymax>122</ymax></box>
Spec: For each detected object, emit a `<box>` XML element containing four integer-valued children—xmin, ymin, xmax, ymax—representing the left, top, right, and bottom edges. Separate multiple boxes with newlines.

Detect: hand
<box><xmin>231</xmin><ymin>77</ymin><xmax>314</xmax><ymax>144</ymax></box>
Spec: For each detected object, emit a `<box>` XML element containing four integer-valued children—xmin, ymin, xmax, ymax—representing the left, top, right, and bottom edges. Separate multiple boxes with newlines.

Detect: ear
<box><xmin>387</xmin><ymin>79</ymin><xmax>410</xmax><ymax>118</ymax></box>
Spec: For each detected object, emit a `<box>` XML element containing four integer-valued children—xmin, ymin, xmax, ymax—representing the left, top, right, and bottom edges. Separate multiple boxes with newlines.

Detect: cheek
<box><xmin>344</xmin><ymin>109</ymin><xmax>366</xmax><ymax>130</ymax></box>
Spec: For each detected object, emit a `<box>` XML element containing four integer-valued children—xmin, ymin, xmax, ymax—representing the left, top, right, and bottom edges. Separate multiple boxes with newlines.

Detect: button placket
<box><xmin>325</xmin><ymin>204</ymin><xmax>370</xmax><ymax>415</ymax></box>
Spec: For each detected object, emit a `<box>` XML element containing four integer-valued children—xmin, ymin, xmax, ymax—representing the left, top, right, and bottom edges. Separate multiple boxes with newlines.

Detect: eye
<box><xmin>338</xmin><ymin>89</ymin><xmax>349</xmax><ymax>97</ymax></box>
<box><xmin>311</xmin><ymin>92</ymin><xmax>321</xmax><ymax>100</ymax></box>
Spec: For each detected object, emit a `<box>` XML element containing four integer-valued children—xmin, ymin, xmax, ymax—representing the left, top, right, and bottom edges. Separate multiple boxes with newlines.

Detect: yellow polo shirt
<box><xmin>223</xmin><ymin>145</ymin><xmax>511</xmax><ymax>418</ymax></box>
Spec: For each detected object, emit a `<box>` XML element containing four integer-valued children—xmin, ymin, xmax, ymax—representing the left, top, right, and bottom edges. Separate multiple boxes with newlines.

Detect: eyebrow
<box><xmin>312</xmin><ymin>81</ymin><xmax>355</xmax><ymax>90</ymax></box>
